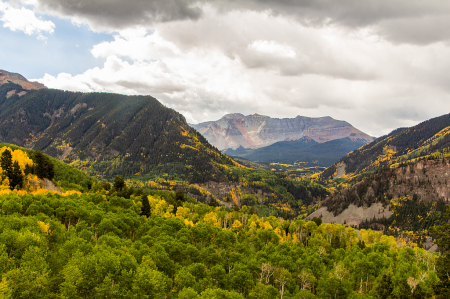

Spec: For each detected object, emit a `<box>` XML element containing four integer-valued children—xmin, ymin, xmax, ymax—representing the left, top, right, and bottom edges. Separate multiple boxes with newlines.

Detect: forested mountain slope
<box><xmin>320</xmin><ymin>113</ymin><xmax>450</xmax><ymax>182</ymax></box>
<box><xmin>310</xmin><ymin>157</ymin><xmax>449</xmax><ymax>242</ymax></box>
<box><xmin>224</xmin><ymin>137</ymin><xmax>366</xmax><ymax>167</ymax></box>
<box><xmin>0</xmin><ymin>81</ymin><xmax>236</xmax><ymax>184</ymax></box>
<box><xmin>310</xmin><ymin>113</ymin><xmax>450</xmax><ymax>243</ymax></box>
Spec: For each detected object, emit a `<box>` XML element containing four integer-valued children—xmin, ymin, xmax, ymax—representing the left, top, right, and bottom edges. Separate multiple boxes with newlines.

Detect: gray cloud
<box><xmin>378</xmin><ymin>16</ymin><xmax>450</xmax><ymax>45</ymax></box>
<box><xmin>35</xmin><ymin>0</ymin><xmax>203</xmax><ymax>29</ymax></box>
<box><xmin>245</xmin><ymin>0</ymin><xmax>449</xmax><ymax>27</ymax></box>
<box><xmin>35</xmin><ymin>0</ymin><xmax>450</xmax><ymax>44</ymax></box>
<box><xmin>239</xmin><ymin>50</ymin><xmax>376</xmax><ymax>80</ymax></box>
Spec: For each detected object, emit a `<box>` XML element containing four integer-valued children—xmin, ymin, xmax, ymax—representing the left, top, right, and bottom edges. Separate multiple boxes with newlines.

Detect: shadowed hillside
<box><xmin>0</xmin><ymin>82</ymin><xmax>236</xmax><ymax>184</ymax></box>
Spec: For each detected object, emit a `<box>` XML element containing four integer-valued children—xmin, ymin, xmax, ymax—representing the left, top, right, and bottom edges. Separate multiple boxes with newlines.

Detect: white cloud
<box><xmin>0</xmin><ymin>1</ymin><xmax>54</xmax><ymax>37</ymax></box>
<box><xmin>248</xmin><ymin>40</ymin><xmax>296</xmax><ymax>58</ymax></box>
<box><xmin>33</xmin><ymin>8</ymin><xmax>450</xmax><ymax>137</ymax></box>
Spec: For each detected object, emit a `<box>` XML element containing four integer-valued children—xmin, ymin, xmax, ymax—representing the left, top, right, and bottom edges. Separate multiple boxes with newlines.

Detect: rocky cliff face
<box><xmin>191</xmin><ymin>113</ymin><xmax>374</xmax><ymax>150</ymax></box>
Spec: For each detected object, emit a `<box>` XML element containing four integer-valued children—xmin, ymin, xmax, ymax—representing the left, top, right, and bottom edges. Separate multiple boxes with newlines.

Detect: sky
<box><xmin>2</xmin><ymin>1</ymin><xmax>450</xmax><ymax>137</ymax></box>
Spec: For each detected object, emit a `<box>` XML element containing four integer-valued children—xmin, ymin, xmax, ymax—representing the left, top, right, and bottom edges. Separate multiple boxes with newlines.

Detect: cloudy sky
<box><xmin>2</xmin><ymin>0</ymin><xmax>450</xmax><ymax>137</ymax></box>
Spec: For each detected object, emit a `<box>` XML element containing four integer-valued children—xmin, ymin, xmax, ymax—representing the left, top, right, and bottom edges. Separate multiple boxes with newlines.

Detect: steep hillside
<box><xmin>0</xmin><ymin>81</ymin><xmax>236</xmax><ymax>184</ymax></box>
<box><xmin>0</xmin><ymin>143</ymin><xmax>94</xmax><ymax>192</ymax></box>
<box><xmin>191</xmin><ymin>113</ymin><xmax>373</xmax><ymax>150</ymax></box>
<box><xmin>311</xmin><ymin>113</ymin><xmax>450</xmax><ymax>243</ymax></box>
<box><xmin>224</xmin><ymin>137</ymin><xmax>366</xmax><ymax>167</ymax></box>
<box><xmin>311</xmin><ymin>157</ymin><xmax>449</xmax><ymax>244</ymax></box>
<box><xmin>320</xmin><ymin>113</ymin><xmax>450</xmax><ymax>182</ymax></box>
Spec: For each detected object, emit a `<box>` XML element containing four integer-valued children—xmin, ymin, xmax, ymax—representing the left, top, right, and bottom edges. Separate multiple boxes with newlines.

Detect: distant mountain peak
<box><xmin>0</xmin><ymin>70</ymin><xmax>46</xmax><ymax>91</ymax></box>
<box><xmin>191</xmin><ymin>113</ymin><xmax>374</xmax><ymax>150</ymax></box>
<box><xmin>249</xmin><ymin>113</ymin><xmax>267</xmax><ymax>117</ymax></box>
<box><xmin>223</xmin><ymin>113</ymin><xmax>245</xmax><ymax>120</ymax></box>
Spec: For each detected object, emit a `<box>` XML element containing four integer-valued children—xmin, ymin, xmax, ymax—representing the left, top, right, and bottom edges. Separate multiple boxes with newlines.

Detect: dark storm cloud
<box><xmin>35</xmin><ymin>0</ymin><xmax>450</xmax><ymax>44</ymax></box>
<box><xmin>223</xmin><ymin>0</ymin><xmax>450</xmax><ymax>44</ymax></box>
<box><xmin>35</xmin><ymin>0</ymin><xmax>203</xmax><ymax>29</ymax></box>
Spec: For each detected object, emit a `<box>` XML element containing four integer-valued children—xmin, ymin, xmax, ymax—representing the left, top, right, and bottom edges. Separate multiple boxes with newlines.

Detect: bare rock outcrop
<box><xmin>306</xmin><ymin>203</ymin><xmax>392</xmax><ymax>227</ymax></box>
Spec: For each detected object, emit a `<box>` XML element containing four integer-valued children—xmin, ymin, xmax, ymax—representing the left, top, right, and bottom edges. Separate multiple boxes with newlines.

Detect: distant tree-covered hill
<box><xmin>0</xmin><ymin>82</ymin><xmax>235</xmax><ymax>184</ymax></box>
<box><xmin>224</xmin><ymin>137</ymin><xmax>366</xmax><ymax>167</ymax></box>
<box><xmin>320</xmin><ymin>113</ymin><xmax>450</xmax><ymax>182</ymax></box>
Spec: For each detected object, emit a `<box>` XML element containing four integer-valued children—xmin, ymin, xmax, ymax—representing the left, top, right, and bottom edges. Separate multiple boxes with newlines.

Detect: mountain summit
<box><xmin>0</xmin><ymin>70</ymin><xmax>45</xmax><ymax>91</ymax></box>
<box><xmin>191</xmin><ymin>113</ymin><xmax>374</xmax><ymax>150</ymax></box>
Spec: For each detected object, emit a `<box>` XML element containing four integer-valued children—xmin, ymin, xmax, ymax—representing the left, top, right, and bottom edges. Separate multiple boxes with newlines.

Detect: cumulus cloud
<box><xmin>0</xmin><ymin>1</ymin><xmax>54</xmax><ymax>38</ymax></box>
<box><xmin>35</xmin><ymin>9</ymin><xmax>450</xmax><ymax>137</ymax></box>
<box><xmin>30</xmin><ymin>0</ymin><xmax>450</xmax><ymax>45</ymax></box>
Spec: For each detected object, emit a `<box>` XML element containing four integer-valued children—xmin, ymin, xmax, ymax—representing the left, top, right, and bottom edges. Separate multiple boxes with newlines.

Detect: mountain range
<box><xmin>191</xmin><ymin>113</ymin><xmax>374</xmax><ymax>151</ymax></box>
<box><xmin>223</xmin><ymin>136</ymin><xmax>367</xmax><ymax>167</ymax></box>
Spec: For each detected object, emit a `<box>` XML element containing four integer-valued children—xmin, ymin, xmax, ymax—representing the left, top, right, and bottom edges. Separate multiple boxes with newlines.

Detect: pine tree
<box><xmin>373</xmin><ymin>272</ymin><xmax>393</xmax><ymax>299</ymax></box>
<box><xmin>9</xmin><ymin>161</ymin><xmax>23</xmax><ymax>190</ymax></box>
<box><xmin>141</xmin><ymin>196</ymin><xmax>151</xmax><ymax>217</ymax></box>
<box><xmin>331</xmin><ymin>235</ymin><xmax>341</xmax><ymax>249</ymax></box>
<box><xmin>175</xmin><ymin>189</ymin><xmax>185</xmax><ymax>202</ymax></box>
<box><xmin>113</xmin><ymin>176</ymin><xmax>125</xmax><ymax>190</ymax></box>
<box><xmin>33</xmin><ymin>151</ymin><xmax>55</xmax><ymax>180</ymax></box>
<box><xmin>1</xmin><ymin>149</ymin><xmax>13</xmax><ymax>179</ymax></box>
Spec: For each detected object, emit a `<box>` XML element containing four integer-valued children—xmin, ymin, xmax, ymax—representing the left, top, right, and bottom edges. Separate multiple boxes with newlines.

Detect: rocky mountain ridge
<box><xmin>0</xmin><ymin>69</ymin><xmax>46</xmax><ymax>92</ymax></box>
<box><xmin>191</xmin><ymin>113</ymin><xmax>374</xmax><ymax>150</ymax></box>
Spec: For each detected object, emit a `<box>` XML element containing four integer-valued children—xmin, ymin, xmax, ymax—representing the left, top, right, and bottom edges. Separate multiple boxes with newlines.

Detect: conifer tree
<box><xmin>175</xmin><ymin>189</ymin><xmax>185</xmax><ymax>202</ymax></box>
<box><xmin>1</xmin><ymin>149</ymin><xmax>13</xmax><ymax>179</ymax></box>
<box><xmin>9</xmin><ymin>161</ymin><xmax>23</xmax><ymax>190</ymax></box>
<box><xmin>113</xmin><ymin>176</ymin><xmax>125</xmax><ymax>190</ymax></box>
<box><xmin>33</xmin><ymin>151</ymin><xmax>55</xmax><ymax>180</ymax></box>
<box><xmin>373</xmin><ymin>272</ymin><xmax>394</xmax><ymax>299</ymax></box>
<box><xmin>141</xmin><ymin>196</ymin><xmax>151</xmax><ymax>217</ymax></box>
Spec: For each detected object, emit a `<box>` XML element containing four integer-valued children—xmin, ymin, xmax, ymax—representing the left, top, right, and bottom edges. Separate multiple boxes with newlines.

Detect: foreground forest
<box><xmin>0</xmin><ymin>183</ymin><xmax>449</xmax><ymax>298</ymax></box>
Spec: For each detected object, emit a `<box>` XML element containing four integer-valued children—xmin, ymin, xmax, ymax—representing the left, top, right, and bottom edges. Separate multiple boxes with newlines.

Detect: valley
<box><xmin>0</xmin><ymin>70</ymin><xmax>449</xmax><ymax>298</ymax></box>
<box><xmin>3</xmin><ymin>1</ymin><xmax>450</xmax><ymax>298</ymax></box>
